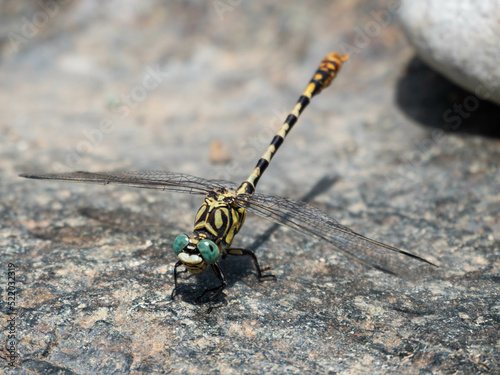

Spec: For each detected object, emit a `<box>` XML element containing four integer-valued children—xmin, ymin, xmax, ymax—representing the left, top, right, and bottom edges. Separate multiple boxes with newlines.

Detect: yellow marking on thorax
<box><xmin>224</xmin><ymin>206</ymin><xmax>246</xmax><ymax>245</ymax></box>
<box><xmin>212</xmin><ymin>200</ymin><xmax>228</xmax><ymax>207</ymax></box>
<box><xmin>225</xmin><ymin>226</ymin><xmax>236</xmax><ymax>245</ymax></box>
<box><xmin>234</xmin><ymin>207</ymin><xmax>245</xmax><ymax>231</ymax></box>
<box><xmin>195</xmin><ymin>203</ymin><xmax>207</xmax><ymax>224</ymax></box>
<box><xmin>204</xmin><ymin>220</ymin><xmax>217</xmax><ymax>236</ymax></box>
<box><xmin>214</xmin><ymin>208</ymin><xmax>224</xmax><ymax>229</ymax></box>
<box><xmin>225</xmin><ymin>211</ymin><xmax>237</xmax><ymax>243</ymax></box>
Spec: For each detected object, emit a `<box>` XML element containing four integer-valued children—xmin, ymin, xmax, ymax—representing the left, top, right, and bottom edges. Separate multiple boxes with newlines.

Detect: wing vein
<box><xmin>236</xmin><ymin>193</ymin><xmax>436</xmax><ymax>275</ymax></box>
<box><xmin>20</xmin><ymin>170</ymin><xmax>238</xmax><ymax>196</ymax></box>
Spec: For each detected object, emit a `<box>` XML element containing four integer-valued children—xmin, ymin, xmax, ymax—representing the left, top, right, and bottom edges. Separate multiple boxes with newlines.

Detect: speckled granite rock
<box><xmin>399</xmin><ymin>0</ymin><xmax>500</xmax><ymax>105</ymax></box>
<box><xmin>1</xmin><ymin>1</ymin><xmax>499</xmax><ymax>374</ymax></box>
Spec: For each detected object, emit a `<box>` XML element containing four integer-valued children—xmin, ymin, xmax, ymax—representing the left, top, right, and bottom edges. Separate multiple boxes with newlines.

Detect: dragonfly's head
<box><xmin>173</xmin><ymin>234</ymin><xmax>221</xmax><ymax>274</ymax></box>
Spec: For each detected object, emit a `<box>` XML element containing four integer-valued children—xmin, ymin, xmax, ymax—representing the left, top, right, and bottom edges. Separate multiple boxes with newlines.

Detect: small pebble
<box><xmin>209</xmin><ymin>140</ymin><xmax>232</xmax><ymax>164</ymax></box>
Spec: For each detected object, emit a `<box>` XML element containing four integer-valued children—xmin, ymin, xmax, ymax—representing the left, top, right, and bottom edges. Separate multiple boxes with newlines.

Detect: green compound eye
<box><xmin>197</xmin><ymin>239</ymin><xmax>220</xmax><ymax>264</ymax></box>
<box><xmin>173</xmin><ymin>234</ymin><xmax>190</xmax><ymax>255</ymax></box>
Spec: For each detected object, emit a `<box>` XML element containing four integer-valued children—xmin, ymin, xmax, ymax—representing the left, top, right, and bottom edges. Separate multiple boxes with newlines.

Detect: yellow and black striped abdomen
<box><xmin>194</xmin><ymin>193</ymin><xmax>246</xmax><ymax>246</ymax></box>
<box><xmin>237</xmin><ymin>52</ymin><xmax>348</xmax><ymax>196</ymax></box>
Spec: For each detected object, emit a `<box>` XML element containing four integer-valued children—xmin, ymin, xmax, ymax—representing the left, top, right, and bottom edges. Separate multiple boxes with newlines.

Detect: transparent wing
<box><xmin>20</xmin><ymin>170</ymin><xmax>238</xmax><ymax>196</ymax></box>
<box><xmin>235</xmin><ymin>193</ymin><xmax>436</xmax><ymax>275</ymax></box>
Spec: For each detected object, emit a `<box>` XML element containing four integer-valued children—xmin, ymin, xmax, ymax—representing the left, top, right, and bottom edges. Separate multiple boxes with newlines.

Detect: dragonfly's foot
<box><xmin>196</xmin><ymin>283</ymin><xmax>226</xmax><ymax>303</ymax></box>
<box><xmin>171</xmin><ymin>260</ymin><xmax>187</xmax><ymax>300</ymax></box>
<box><xmin>170</xmin><ymin>287</ymin><xmax>179</xmax><ymax>300</ymax></box>
<box><xmin>257</xmin><ymin>266</ymin><xmax>276</xmax><ymax>282</ymax></box>
<box><xmin>195</xmin><ymin>263</ymin><xmax>227</xmax><ymax>303</ymax></box>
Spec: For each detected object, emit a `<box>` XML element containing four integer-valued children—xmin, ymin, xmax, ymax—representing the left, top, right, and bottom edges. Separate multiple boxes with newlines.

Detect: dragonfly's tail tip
<box><xmin>324</xmin><ymin>52</ymin><xmax>349</xmax><ymax>64</ymax></box>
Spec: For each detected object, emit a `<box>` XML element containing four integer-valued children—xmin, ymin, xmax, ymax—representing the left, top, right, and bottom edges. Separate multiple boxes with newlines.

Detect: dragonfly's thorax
<box><xmin>193</xmin><ymin>188</ymin><xmax>246</xmax><ymax>247</ymax></box>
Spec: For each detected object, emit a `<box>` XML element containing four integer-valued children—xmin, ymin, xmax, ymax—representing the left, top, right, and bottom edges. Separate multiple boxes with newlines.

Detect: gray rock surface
<box><xmin>1</xmin><ymin>1</ymin><xmax>499</xmax><ymax>374</ymax></box>
<box><xmin>399</xmin><ymin>0</ymin><xmax>500</xmax><ymax>105</ymax></box>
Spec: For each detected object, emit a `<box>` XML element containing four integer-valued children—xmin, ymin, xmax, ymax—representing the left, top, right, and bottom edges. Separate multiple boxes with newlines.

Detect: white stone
<box><xmin>399</xmin><ymin>0</ymin><xmax>500</xmax><ymax>105</ymax></box>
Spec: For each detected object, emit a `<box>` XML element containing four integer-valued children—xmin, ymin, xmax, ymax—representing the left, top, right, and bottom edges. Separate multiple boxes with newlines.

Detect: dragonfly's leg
<box><xmin>170</xmin><ymin>260</ymin><xmax>185</xmax><ymax>300</ymax></box>
<box><xmin>196</xmin><ymin>263</ymin><xmax>227</xmax><ymax>302</ymax></box>
<box><xmin>227</xmin><ymin>248</ymin><xmax>276</xmax><ymax>281</ymax></box>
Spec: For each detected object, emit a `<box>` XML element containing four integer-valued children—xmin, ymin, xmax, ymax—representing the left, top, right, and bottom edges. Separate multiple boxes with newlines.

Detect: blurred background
<box><xmin>1</xmin><ymin>1</ymin><xmax>498</xmax><ymax>374</ymax></box>
<box><xmin>2</xmin><ymin>0</ymin><xmax>499</xmax><ymax>181</ymax></box>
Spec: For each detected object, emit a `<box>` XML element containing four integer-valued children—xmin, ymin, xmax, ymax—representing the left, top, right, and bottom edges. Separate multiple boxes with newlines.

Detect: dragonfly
<box><xmin>20</xmin><ymin>52</ymin><xmax>436</xmax><ymax>301</ymax></box>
